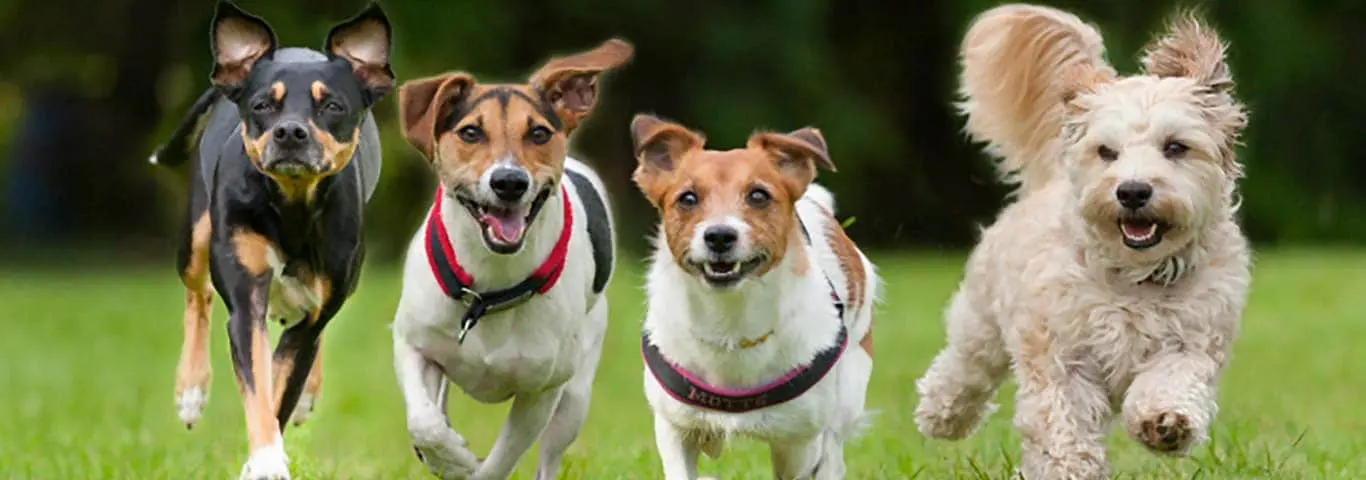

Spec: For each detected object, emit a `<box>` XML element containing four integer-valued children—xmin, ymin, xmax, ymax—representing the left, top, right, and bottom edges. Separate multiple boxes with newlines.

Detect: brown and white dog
<box><xmin>632</xmin><ymin>115</ymin><xmax>879</xmax><ymax>479</ymax></box>
<box><xmin>389</xmin><ymin>40</ymin><xmax>630</xmax><ymax>479</ymax></box>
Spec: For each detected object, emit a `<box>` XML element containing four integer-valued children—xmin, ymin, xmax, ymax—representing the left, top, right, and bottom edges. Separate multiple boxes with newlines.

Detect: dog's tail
<box><xmin>147</xmin><ymin>87</ymin><xmax>220</xmax><ymax>167</ymax></box>
<box><xmin>958</xmin><ymin>4</ymin><xmax>1112</xmax><ymax>193</ymax></box>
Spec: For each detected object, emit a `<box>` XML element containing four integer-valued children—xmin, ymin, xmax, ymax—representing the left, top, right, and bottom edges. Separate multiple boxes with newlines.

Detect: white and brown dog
<box><xmin>913</xmin><ymin>4</ymin><xmax>1250</xmax><ymax>479</ymax></box>
<box><xmin>389</xmin><ymin>39</ymin><xmax>631</xmax><ymax>479</ymax></box>
<box><xmin>631</xmin><ymin>115</ymin><xmax>879</xmax><ymax>479</ymax></box>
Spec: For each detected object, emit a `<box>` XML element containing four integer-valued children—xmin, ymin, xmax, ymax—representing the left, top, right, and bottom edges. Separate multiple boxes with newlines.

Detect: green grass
<box><xmin>3</xmin><ymin>249</ymin><xmax>1365</xmax><ymax>479</ymax></box>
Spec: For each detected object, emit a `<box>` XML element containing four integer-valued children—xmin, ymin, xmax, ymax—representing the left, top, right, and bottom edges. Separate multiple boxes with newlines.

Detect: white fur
<box><xmin>392</xmin><ymin>157</ymin><xmax>613</xmax><ymax>480</ymax></box>
<box><xmin>914</xmin><ymin>5</ymin><xmax>1250</xmax><ymax>479</ymax></box>
<box><xmin>175</xmin><ymin>386</ymin><xmax>206</xmax><ymax>427</ymax></box>
<box><xmin>239</xmin><ymin>438</ymin><xmax>289</xmax><ymax>480</ymax></box>
<box><xmin>643</xmin><ymin>185</ymin><xmax>879</xmax><ymax>479</ymax></box>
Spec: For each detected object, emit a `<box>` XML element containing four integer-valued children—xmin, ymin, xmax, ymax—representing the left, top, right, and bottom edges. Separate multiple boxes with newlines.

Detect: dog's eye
<box><xmin>251</xmin><ymin>100</ymin><xmax>275</xmax><ymax>114</ymax></box>
<box><xmin>746</xmin><ymin>188</ymin><xmax>772</xmax><ymax>208</ymax></box>
<box><xmin>1097</xmin><ymin>145</ymin><xmax>1119</xmax><ymax>162</ymax></box>
<box><xmin>457</xmin><ymin>125</ymin><xmax>484</xmax><ymax>144</ymax></box>
<box><xmin>1163</xmin><ymin>140</ymin><xmax>1189</xmax><ymax>159</ymax></box>
<box><xmin>322</xmin><ymin>101</ymin><xmax>345</xmax><ymax>114</ymax></box>
<box><xmin>527</xmin><ymin>126</ymin><xmax>552</xmax><ymax>146</ymax></box>
<box><xmin>676</xmin><ymin>191</ymin><xmax>699</xmax><ymax>209</ymax></box>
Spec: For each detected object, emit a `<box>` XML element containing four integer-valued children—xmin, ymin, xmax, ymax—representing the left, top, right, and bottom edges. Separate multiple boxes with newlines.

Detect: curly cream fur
<box><xmin>915</xmin><ymin>5</ymin><xmax>1251</xmax><ymax>479</ymax></box>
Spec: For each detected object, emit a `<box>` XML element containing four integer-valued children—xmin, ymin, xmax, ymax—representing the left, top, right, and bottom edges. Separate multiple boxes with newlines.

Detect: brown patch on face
<box><xmin>176</xmin><ymin>213</ymin><xmax>214</xmax><ymax>400</ymax></box>
<box><xmin>429</xmin><ymin>85</ymin><xmax>567</xmax><ymax>191</ymax></box>
<box><xmin>240</xmin><ymin>123</ymin><xmax>271</xmax><ymax>170</ymax></box>
<box><xmin>311</xmin><ymin>80</ymin><xmax>328</xmax><ymax>103</ymax></box>
<box><xmin>652</xmin><ymin>149</ymin><xmax>803</xmax><ymax>276</ymax></box>
<box><xmin>239</xmin><ymin>322</ymin><xmax>277</xmax><ymax>449</ymax></box>
<box><xmin>310</xmin><ymin>122</ymin><xmax>359</xmax><ymax>175</ymax></box>
<box><xmin>270</xmin><ymin>81</ymin><xmax>285</xmax><ymax>102</ymax></box>
<box><xmin>231</xmin><ymin>229</ymin><xmax>272</xmax><ymax>276</ymax></box>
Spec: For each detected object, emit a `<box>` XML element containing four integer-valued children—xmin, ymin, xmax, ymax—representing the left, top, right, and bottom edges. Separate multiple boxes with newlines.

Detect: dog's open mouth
<box><xmin>694</xmin><ymin>256</ymin><xmax>767</xmax><ymax>288</ymax></box>
<box><xmin>1118</xmin><ymin>218</ymin><xmax>1168</xmax><ymax>250</ymax></box>
<box><xmin>456</xmin><ymin>188</ymin><xmax>553</xmax><ymax>254</ymax></box>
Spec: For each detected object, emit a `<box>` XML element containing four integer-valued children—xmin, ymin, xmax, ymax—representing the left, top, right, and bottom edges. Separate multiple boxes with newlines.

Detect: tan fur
<box><xmin>957</xmin><ymin>3</ymin><xmax>1113</xmax><ymax>194</ymax></box>
<box><xmin>175</xmin><ymin>213</ymin><xmax>214</xmax><ymax>409</ymax></box>
<box><xmin>822</xmin><ymin>210</ymin><xmax>871</xmax><ymax>355</ymax></box>
<box><xmin>429</xmin><ymin>85</ymin><xmax>568</xmax><ymax>195</ymax></box>
<box><xmin>915</xmin><ymin>6</ymin><xmax>1251</xmax><ymax>479</ymax></box>
<box><xmin>270</xmin><ymin>81</ymin><xmax>285</xmax><ymax>102</ymax></box>
<box><xmin>530</xmin><ymin>39</ymin><xmax>634</xmax><ymax>133</ymax></box>
<box><xmin>240</xmin><ymin>322</ymin><xmax>277</xmax><ymax>450</ymax></box>
<box><xmin>240</xmin><ymin>125</ymin><xmax>271</xmax><ymax>171</ymax></box>
<box><xmin>231</xmin><ymin>230</ymin><xmax>272</xmax><ymax>277</ymax></box>
<box><xmin>310</xmin><ymin>80</ymin><xmax>328</xmax><ymax>102</ymax></box>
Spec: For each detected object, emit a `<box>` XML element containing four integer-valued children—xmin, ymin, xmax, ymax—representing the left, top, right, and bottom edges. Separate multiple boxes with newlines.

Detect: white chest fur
<box><xmin>265</xmin><ymin>247</ymin><xmax>320</xmax><ymax>327</ymax></box>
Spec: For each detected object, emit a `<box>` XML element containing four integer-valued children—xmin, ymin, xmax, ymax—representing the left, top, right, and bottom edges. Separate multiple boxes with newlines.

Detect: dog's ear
<box><xmin>210</xmin><ymin>1</ymin><xmax>277</xmax><ymax>94</ymax></box>
<box><xmin>1140</xmin><ymin>11</ymin><xmax>1247</xmax><ymax>175</ymax></box>
<box><xmin>530</xmin><ymin>39</ymin><xmax>635</xmax><ymax>134</ymax></box>
<box><xmin>1060</xmin><ymin>63</ymin><xmax>1116</xmax><ymax>114</ymax></box>
<box><xmin>631</xmin><ymin>114</ymin><xmax>703</xmax><ymax>206</ymax></box>
<box><xmin>326</xmin><ymin>2</ymin><xmax>397</xmax><ymax>105</ymax></box>
<box><xmin>748</xmin><ymin>127</ymin><xmax>834</xmax><ymax>193</ymax></box>
<box><xmin>397</xmin><ymin>72</ymin><xmax>476</xmax><ymax>160</ymax></box>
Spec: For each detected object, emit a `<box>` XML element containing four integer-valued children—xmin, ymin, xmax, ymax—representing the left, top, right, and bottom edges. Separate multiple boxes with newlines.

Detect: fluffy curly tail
<box><xmin>958</xmin><ymin>4</ymin><xmax>1111</xmax><ymax>194</ymax></box>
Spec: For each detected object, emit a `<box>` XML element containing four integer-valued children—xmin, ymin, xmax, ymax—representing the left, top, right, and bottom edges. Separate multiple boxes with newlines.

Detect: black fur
<box><xmin>156</xmin><ymin>1</ymin><xmax>393</xmax><ymax>432</ymax></box>
<box><xmin>565</xmin><ymin>169</ymin><xmax>613</xmax><ymax>294</ymax></box>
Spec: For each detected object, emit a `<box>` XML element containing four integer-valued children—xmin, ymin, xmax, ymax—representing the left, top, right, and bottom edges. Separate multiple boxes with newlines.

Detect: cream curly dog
<box><xmin>913</xmin><ymin>4</ymin><xmax>1250</xmax><ymax>478</ymax></box>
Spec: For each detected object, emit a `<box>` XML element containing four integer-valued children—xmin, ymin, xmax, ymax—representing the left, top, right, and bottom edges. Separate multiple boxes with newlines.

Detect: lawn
<box><xmin>2</xmin><ymin>249</ymin><xmax>1364</xmax><ymax>479</ymax></box>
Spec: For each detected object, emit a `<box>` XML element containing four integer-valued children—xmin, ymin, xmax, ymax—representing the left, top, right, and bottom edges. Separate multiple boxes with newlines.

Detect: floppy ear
<box><xmin>747</xmin><ymin>127</ymin><xmax>835</xmax><ymax>190</ymax></box>
<box><xmin>630</xmin><ymin>114</ymin><xmax>704</xmax><ymax>206</ymax></box>
<box><xmin>209</xmin><ymin>1</ymin><xmax>276</xmax><ymax>93</ymax></box>
<box><xmin>397</xmin><ymin>72</ymin><xmax>476</xmax><ymax>159</ymax></box>
<box><xmin>1140</xmin><ymin>12</ymin><xmax>1247</xmax><ymax>175</ymax></box>
<box><xmin>530</xmin><ymin>38</ymin><xmax>635</xmax><ymax>133</ymax></box>
<box><xmin>325</xmin><ymin>2</ymin><xmax>396</xmax><ymax>104</ymax></box>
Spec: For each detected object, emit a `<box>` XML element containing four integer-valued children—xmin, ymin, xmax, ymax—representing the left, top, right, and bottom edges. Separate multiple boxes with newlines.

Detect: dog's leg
<box><xmin>475</xmin><ymin>386</ymin><xmax>564</xmax><ymax>479</ymax></box>
<box><xmin>219</xmin><ymin>231</ymin><xmax>290</xmax><ymax>480</ymax></box>
<box><xmin>395</xmin><ymin>328</ymin><xmax>478</xmax><ymax>479</ymax></box>
<box><xmin>175</xmin><ymin>212</ymin><xmax>213</xmax><ymax>428</ymax></box>
<box><xmin>1122</xmin><ymin>352</ymin><xmax>1220</xmax><ymax>456</ymax></box>
<box><xmin>1012</xmin><ymin>343</ymin><xmax>1111</xmax><ymax>480</ymax></box>
<box><xmin>288</xmin><ymin>336</ymin><xmax>323</xmax><ymax>426</ymax></box>
<box><xmin>534</xmin><ymin>302</ymin><xmax>607</xmax><ymax>480</ymax></box>
<box><xmin>653</xmin><ymin>414</ymin><xmax>702</xmax><ymax>480</ymax></box>
<box><xmin>770</xmin><ymin>436</ymin><xmax>824</xmax><ymax>480</ymax></box>
<box><xmin>270</xmin><ymin>323</ymin><xmax>322</xmax><ymax>431</ymax></box>
<box><xmin>914</xmin><ymin>290</ymin><xmax>1010</xmax><ymax>439</ymax></box>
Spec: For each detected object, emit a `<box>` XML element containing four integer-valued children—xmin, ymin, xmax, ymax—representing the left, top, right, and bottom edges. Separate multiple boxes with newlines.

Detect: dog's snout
<box><xmin>489</xmin><ymin>169</ymin><xmax>531</xmax><ymax>202</ymax></box>
<box><xmin>1115</xmin><ymin>181</ymin><xmax>1153</xmax><ymax>209</ymax></box>
<box><xmin>272</xmin><ymin>121</ymin><xmax>310</xmax><ymax>147</ymax></box>
<box><xmin>702</xmin><ymin>226</ymin><xmax>739</xmax><ymax>254</ymax></box>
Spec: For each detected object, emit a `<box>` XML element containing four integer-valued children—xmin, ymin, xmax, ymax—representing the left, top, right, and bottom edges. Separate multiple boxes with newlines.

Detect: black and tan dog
<box><xmin>148</xmin><ymin>2</ymin><xmax>393</xmax><ymax>478</ymax></box>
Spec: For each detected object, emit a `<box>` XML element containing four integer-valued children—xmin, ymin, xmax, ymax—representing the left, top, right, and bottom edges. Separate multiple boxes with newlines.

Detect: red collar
<box><xmin>425</xmin><ymin>184</ymin><xmax>573</xmax><ymax>343</ymax></box>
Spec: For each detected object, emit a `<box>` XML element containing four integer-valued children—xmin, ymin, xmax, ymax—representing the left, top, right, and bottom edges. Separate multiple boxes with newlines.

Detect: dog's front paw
<box><xmin>239</xmin><ymin>441</ymin><xmax>290</xmax><ymax>480</ymax></box>
<box><xmin>1135</xmin><ymin>411</ymin><xmax>1195</xmax><ymax>455</ymax></box>
<box><xmin>410</xmin><ymin>418</ymin><xmax>479</xmax><ymax>479</ymax></box>
<box><xmin>290</xmin><ymin>393</ymin><xmax>316</xmax><ymax>426</ymax></box>
<box><xmin>175</xmin><ymin>386</ymin><xmax>207</xmax><ymax>429</ymax></box>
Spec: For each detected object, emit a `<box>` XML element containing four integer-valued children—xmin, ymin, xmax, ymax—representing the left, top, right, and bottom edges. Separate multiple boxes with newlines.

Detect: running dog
<box><xmin>632</xmin><ymin>114</ymin><xmax>879</xmax><ymax>479</ymax></box>
<box><xmin>149</xmin><ymin>2</ymin><xmax>393</xmax><ymax>478</ymax></box>
<box><xmin>913</xmin><ymin>5</ymin><xmax>1250</xmax><ymax>479</ymax></box>
<box><xmin>389</xmin><ymin>39</ymin><xmax>630</xmax><ymax>479</ymax></box>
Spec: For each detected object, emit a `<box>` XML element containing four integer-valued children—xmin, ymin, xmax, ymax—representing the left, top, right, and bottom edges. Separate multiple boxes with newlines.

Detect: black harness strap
<box><xmin>641</xmin><ymin>214</ymin><xmax>848</xmax><ymax>413</ymax></box>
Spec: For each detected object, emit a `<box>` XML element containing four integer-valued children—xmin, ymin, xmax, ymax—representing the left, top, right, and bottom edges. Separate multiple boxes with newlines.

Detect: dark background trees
<box><xmin>1</xmin><ymin>0</ymin><xmax>1360</xmax><ymax>263</ymax></box>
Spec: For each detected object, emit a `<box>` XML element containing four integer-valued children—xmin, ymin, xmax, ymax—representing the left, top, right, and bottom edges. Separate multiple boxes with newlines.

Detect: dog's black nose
<box><xmin>703</xmin><ymin>226</ymin><xmax>738</xmax><ymax>254</ymax></box>
<box><xmin>272</xmin><ymin>121</ymin><xmax>310</xmax><ymax>148</ymax></box>
<box><xmin>489</xmin><ymin>169</ymin><xmax>531</xmax><ymax>202</ymax></box>
<box><xmin>1115</xmin><ymin>181</ymin><xmax>1153</xmax><ymax>209</ymax></box>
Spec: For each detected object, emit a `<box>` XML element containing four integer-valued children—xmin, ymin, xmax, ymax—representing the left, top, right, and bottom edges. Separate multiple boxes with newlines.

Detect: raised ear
<box><xmin>630</xmin><ymin>114</ymin><xmax>704</xmax><ymax>205</ymax></box>
<box><xmin>326</xmin><ymin>2</ymin><xmax>396</xmax><ymax>104</ymax></box>
<box><xmin>747</xmin><ymin>127</ymin><xmax>835</xmax><ymax>189</ymax></box>
<box><xmin>209</xmin><ymin>1</ymin><xmax>276</xmax><ymax>92</ymax></box>
<box><xmin>1140</xmin><ymin>12</ymin><xmax>1232</xmax><ymax>92</ymax></box>
<box><xmin>397</xmin><ymin>72</ymin><xmax>476</xmax><ymax>159</ymax></box>
<box><xmin>1060</xmin><ymin>63</ymin><xmax>1117</xmax><ymax>113</ymax></box>
<box><xmin>530</xmin><ymin>38</ymin><xmax>635</xmax><ymax>132</ymax></box>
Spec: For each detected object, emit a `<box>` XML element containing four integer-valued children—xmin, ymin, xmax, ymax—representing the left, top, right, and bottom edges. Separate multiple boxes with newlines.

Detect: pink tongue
<box><xmin>1122</xmin><ymin>222</ymin><xmax>1155</xmax><ymax>238</ymax></box>
<box><xmin>480</xmin><ymin>211</ymin><xmax>526</xmax><ymax>244</ymax></box>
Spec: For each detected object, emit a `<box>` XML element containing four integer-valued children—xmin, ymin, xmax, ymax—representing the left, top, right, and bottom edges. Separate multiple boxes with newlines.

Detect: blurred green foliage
<box><xmin>2</xmin><ymin>0</ymin><xmax>1364</xmax><ymax>263</ymax></box>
